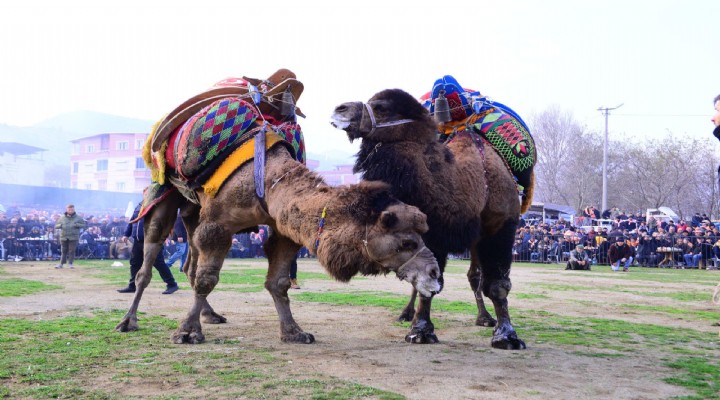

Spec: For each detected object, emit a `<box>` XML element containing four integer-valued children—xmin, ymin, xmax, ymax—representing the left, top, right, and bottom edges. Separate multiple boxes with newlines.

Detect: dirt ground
<box><xmin>2</xmin><ymin>259</ymin><xmax>716</xmax><ymax>399</ymax></box>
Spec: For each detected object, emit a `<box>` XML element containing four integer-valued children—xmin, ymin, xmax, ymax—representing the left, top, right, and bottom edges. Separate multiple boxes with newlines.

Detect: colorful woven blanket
<box><xmin>175</xmin><ymin>97</ymin><xmax>259</xmax><ymax>181</ymax></box>
<box><xmin>421</xmin><ymin>75</ymin><xmax>535</xmax><ymax>192</ymax></box>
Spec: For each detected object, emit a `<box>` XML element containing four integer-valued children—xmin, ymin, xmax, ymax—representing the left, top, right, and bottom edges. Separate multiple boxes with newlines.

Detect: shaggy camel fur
<box><xmin>331</xmin><ymin>89</ymin><xmax>528</xmax><ymax>349</ymax></box>
<box><xmin>116</xmin><ymin>144</ymin><xmax>441</xmax><ymax>344</ymax></box>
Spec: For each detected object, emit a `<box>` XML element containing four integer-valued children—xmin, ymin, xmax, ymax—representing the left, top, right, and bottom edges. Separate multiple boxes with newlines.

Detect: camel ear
<box><xmin>412</xmin><ymin>209</ymin><xmax>429</xmax><ymax>233</ymax></box>
<box><xmin>380</xmin><ymin>211</ymin><xmax>399</xmax><ymax>230</ymax></box>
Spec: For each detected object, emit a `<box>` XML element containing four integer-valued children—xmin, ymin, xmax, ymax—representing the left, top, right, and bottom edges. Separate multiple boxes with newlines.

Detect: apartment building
<box><xmin>70</xmin><ymin>133</ymin><xmax>150</xmax><ymax>193</ymax></box>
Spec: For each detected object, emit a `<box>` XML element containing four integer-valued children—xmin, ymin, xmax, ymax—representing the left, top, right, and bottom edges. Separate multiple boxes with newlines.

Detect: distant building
<box><xmin>0</xmin><ymin>142</ymin><xmax>47</xmax><ymax>186</ymax></box>
<box><xmin>70</xmin><ymin>133</ymin><xmax>150</xmax><ymax>193</ymax></box>
<box><xmin>315</xmin><ymin>164</ymin><xmax>360</xmax><ymax>186</ymax></box>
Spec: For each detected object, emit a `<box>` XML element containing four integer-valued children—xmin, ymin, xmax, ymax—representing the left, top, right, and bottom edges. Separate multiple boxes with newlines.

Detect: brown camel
<box><xmin>331</xmin><ymin>88</ymin><xmax>531</xmax><ymax>349</ymax></box>
<box><xmin>115</xmin><ymin>143</ymin><xmax>441</xmax><ymax>344</ymax></box>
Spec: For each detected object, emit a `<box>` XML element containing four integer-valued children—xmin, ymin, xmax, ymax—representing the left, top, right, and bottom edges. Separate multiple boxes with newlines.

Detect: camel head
<box><xmin>330</xmin><ymin>89</ymin><xmax>434</xmax><ymax>143</ymax></box>
<box><xmin>318</xmin><ymin>182</ymin><xmax>441</xmax><ymax>297</ymax></box>
<box><xmin>358</xmin><ymin>202</ymin><xmax>441</xmax><ymax>297</ymax></box>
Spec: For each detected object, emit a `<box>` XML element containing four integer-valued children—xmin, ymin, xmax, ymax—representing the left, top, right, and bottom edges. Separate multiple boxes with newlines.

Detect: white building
<box><xmin>0</xmin><ymin>142</ymin><xmax>47</xmax><ymax>186</ymax></box>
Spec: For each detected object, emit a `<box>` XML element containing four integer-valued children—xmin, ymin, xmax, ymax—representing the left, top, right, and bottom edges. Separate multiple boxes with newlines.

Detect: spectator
<box><xmin>165</xmin><ymin>212</ymin><xmax>188</xmax><ymax>272</ymax></box>
<box><xmin>117</xmin><ymin>202</ymin><xmax>178</xmax><ymax>295</ymax></box>
<box><xmin>608</xmin><ymin>235</ymin><xmax>634</xmax><ymax>272</ymax></box>
<box><xmin>249</xmin><ymin>227</ymin><xmax>266</xmax><ymax>258</ymax></box>
<box><xmin>636</xmin><ymin>232</ymin><xmax>658</xmax><ymax>267</ymax></box>
<box><xmin>54</xmin><ymin>204</ymin><xmax>86</xmax><ymax>269</ymax></box>
<box><xmin>536</xmin><ymin>236</ymin><xmax>554</xmax><ymax>263</ymax></box>
<box><xmin>289</xmin><ymin>255</ymin><xmax>301</xmax><ymax>289</ymax></box>
<box><xmin>566</xmin><ymin>244</ymin><xmax>591</xmax><ymax>270</ymax></box>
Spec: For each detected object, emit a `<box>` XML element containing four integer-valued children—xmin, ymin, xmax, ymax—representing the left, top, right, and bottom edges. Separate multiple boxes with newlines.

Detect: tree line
<box><xmin>530</xmin><ymin>106</ymin><xmax>720</xmax><ymax>220</ymax></box>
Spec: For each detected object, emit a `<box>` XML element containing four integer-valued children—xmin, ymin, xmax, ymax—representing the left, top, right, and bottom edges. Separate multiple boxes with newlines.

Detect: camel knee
<box><xmin>194</xmin><ymin>273</ymin><xmax>219</xmax><ymax>296</ymax></box>
<box><xmin>484</xmin><ymin>279</ymin><xmax>512</xmax><ymax>300</ymax></box>
<box><xmin>266</xmin><ymin>275</ymin><xmax>292</xmax><ymax>294</ymax></box>
<box><xmin>196</xmin><ymin>223</ymin><xmax>231</xmax><ymax>251</ymax></box>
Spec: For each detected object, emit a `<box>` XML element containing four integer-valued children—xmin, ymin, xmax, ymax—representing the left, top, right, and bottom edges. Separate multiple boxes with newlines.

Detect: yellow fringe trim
<box><xmin>202</xmin><ymin>131</ymin><xmax>284</xmax><ymax>197</ymax></box>
<box><xmin>144</xmin><ymin>118</ymin><xmax>168</xmax><ymax>185</ymax></box>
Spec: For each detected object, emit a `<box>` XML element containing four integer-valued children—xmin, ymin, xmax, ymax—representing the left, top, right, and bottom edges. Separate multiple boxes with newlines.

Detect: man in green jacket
<box><xmin>54</xmin><ymin>204</ymin><xmax>86</xmax><ymax>269</ymax></box>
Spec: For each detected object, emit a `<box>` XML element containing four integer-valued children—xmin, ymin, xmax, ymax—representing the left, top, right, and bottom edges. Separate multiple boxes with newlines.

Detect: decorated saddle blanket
<box><xmin>135</xmin><ymin>95</ymin><xmax>306</xmax><ymax>222</ymax></box>
<box><xmin>420</xmin><ymin>75</ymin><xmax>535</xmax><ymax>192</ymax></box>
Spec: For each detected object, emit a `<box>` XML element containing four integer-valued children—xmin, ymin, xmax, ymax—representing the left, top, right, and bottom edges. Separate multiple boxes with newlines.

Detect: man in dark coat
<box><xmin>54</xmin><ymin>204</ymin><xmax>86</xmax><ymax>269</ymax></box>
<box><xmin>608</xmin><ymin>235</ymin><xmax>634</xmax><ymax>272</ymax></box>
<box><xmin>117</xmin><ymin>203</ymin><xmax>178</xmax><ymax>294</ymax></box>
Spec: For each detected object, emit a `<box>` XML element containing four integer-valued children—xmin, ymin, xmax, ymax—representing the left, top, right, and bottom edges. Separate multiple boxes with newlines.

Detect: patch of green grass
<box><xmin>619</xmin><ymin>289</ymin><xmax>713</xmax><ymax>303</ymax></box>
<box><xmin>514</xmin><ymin>293</ymin><xmax>550</xmax><ymax>300</ymax></box>
<box><xmin>664</xmin><ymin>357</ymin><xmax>720</xmax><ymax>399</ymax></box>
<box><xmin>0</xmin><ymin>311</ymin><xmax>405</xmax><ymax>399</ymax></box>
<box><xmin>293</xmin><ymin>291</ymin><xmax>490</xmax><ymax>316</ymax></box>
<box><xmin>571</xmin><ymin>351</ymin><xmax>626</xmax><ymax>358</ymax></box>
<box><xmin>619</xmin><ymin>303</ymin><xmax>720</xmax><ymax>321</ymax></box>
<box><xmin>0</xmin><ymin>277</ymin><xmax>62</xmax><ymax>297</ymax></box>
<box><xmin>532</xmin><ymin>283</ymin><xmax>594</xmax><ymax>292</ymax></box>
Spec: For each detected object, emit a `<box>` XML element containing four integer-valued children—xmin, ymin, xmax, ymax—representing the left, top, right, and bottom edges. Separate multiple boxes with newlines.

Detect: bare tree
<box><xmin>531</xmin><ymin>106</ymin><xmax>597</xmax><ymax>208</ymax></box>
<box><xmin>529</xmin><ymin>107</ymin><xmax>720</xmax><ymax>219</ymax></box>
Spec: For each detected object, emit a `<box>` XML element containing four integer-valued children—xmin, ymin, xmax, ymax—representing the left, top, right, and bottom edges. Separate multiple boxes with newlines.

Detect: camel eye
<box><xmin>397</xmin><ymin>239</ymin><xmax>418</xmax><ymax>252</ymax></box>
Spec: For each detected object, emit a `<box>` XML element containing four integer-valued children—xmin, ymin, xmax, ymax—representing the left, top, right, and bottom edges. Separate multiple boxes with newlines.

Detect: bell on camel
<box><xmin>280</xmin><ymin>86</ymin><xmax>296</xmax><ymax>116</ymax></box>
<box><xmin>434</xmin><ymin>90</ymin><xmax>451</xmax><ymax>123</ymax></box>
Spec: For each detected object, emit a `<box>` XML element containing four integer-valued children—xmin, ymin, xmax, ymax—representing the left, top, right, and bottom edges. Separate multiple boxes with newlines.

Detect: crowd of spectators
<box><xmin>2</xmin><ymin>203</ymin><xmax>719</xmax><ymax>270</ymax></box>
<box><xmin>0</xmin><ymin>205</ymin><xmax>313</xmax><ymax>263</ymax></box>
<box><xmin>515</xmin><ymin>207</ymin><xmax>720</xmax><ymax>269</ymax></box>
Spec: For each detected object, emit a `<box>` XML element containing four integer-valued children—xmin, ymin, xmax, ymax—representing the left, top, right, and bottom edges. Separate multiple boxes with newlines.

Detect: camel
<box><xmin>331</xmin><ymin>88</ymin><xmax>532</xmax><ymax>349</ymax></box>
<box><xmin>115</xmin><ymin>95</ymin><xmax>441</xmax><ymax>345</ymax></box>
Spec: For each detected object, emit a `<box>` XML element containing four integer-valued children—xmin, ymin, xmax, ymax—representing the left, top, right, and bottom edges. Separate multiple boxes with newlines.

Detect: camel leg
<box><xmin>264</xmin><ymin>233</ymin><xmax>313</xmax><ymax>343</ymax></box>
<box><xmin>468</xmin><ymin>246</ymin><xmax>497</xmax><ymax>327</ymax></box>
<box><xmin>398</xmin><ymin>247</ymin><xmax>445</xmax><ymax>322</ymax></box>
<box><xmin>405</xmin><ymin>252</ymin><xmax>447</xmax><ymax>344</ymax></box>
<box><xmin>172</xmin><ymin>221</ymin><xmax>231</xmax><ymax>344</ymax></box>
<box><xmin>397</xmin><ymin>289</ymin><xmax>417</xmax><ymax>322</ymax></box>
<box><xmin>477</xmin><ymin>218</ymin><xmax>525</xmax><ymax>350</ymax></box>
<box><xmin>180</xmin><ymin>204</ymin><xmax>226</xmax><ymax>324</ymax></box>
<box><xmin>116</xmin><ymin>194</ymin><xmax>180</xmax><ymax>332</ymax></box>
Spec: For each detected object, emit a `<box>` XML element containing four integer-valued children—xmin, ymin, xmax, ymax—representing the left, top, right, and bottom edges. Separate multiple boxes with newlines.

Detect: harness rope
<box><xmin>364</xmin><ymin>103</ymin><xmax>414</xmax><ymax>136</ymax></box>
<box><xmin>361</xmin><ymin>224</ymin><xmax>428</xmax><ymax>275</ymax></box>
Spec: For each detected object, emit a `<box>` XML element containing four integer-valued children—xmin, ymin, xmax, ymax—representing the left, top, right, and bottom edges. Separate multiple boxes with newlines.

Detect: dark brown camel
<box><xmin>115</xmin><ymin>143</ymin><xmax>442</xmax><ymax>344</ymax></box>
<box><xmin>331</xmin><ymin>88</ymin><xmax>529</xmax><ymax>349</ymax></box>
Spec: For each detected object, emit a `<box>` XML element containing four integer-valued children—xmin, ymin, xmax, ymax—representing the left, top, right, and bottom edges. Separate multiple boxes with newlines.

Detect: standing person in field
<box><xmin>54</xmin><ymin>204</ymin><xmax>86</xmax><ymax>269</ymax></box>
<box><xmin>165</xmin><ymin>211</ymin><xmax>188</xmax><ymax>272</ymax></box>
<box><xmin>117</xmin><ymin>202</ymin><xmax>178</xmax><ymax>295</ymax></box>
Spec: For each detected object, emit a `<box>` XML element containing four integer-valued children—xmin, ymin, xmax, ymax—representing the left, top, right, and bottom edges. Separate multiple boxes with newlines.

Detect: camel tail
<box><xmin>519</xmin><ymin>171</ymin><xmax>535</xmax><ymax>214</ymax></box>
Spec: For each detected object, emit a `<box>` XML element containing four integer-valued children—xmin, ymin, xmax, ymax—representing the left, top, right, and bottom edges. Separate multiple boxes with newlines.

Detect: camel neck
<box><xmin>263</xmin><ymin>159</ymin><xmax>340</xmax><ymax>251</ymax></box>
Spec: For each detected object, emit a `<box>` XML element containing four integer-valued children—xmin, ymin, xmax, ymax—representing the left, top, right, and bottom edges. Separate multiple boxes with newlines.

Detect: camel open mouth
<box><xmin>329</xmin><ymin>114</ymin><xmax>352</xmax><ymax>130</ymax></box>
<box><xmin>412</xmin><ymin>277</ymin><xmax>441</xmax><ymax>297</ymax></box>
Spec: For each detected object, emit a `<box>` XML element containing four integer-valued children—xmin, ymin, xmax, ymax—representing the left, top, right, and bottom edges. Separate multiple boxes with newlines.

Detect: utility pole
<box><xmin>598</xmin><ymin>104</ymin><xmax>623</xmax><ymax>214</ymax></box>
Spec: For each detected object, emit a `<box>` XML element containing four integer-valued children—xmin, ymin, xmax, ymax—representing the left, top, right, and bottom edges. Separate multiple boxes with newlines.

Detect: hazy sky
<box><xmin>1</xmin><ymin>1</ymin><xmax>718</xmax><ymax>158</ymax></box>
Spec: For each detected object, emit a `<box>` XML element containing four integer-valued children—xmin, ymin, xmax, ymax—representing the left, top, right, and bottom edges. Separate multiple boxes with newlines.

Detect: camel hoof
<box><xmin>201</xmin><ymin>312</ymin><xmax>227</xmax><ymax>324</ymax></box>
<box><xmin>397</xmin><ymin>309</ymin><xmax>415</xmax><ymax>322</ymax></box>
<box><xmin>171</xmin><ymin>330</ymin><xmax>205</xmax><ymax>344</ymax></box>
<box><xmin>405</xmin><ymin>332</ymin><xmax>439</xmax><ymax>344</ymax></box>
<box><xmin>491</xmin><ymin>331</ymin><xmax>526</xmax><ymax>350</ymax></box>
<box><xmin>475</xmin><ymin>315</ymin><xmax>497</xmax><ymax>327</ymax></box>
<box><xmin>115</xmin><ymin>317</ymin><xmax>138</xmax><ymax>332</ymax></box>
<box><xmin>282</xmin><ymin>332</ymin><xmax>315</xmax><ymax>344</ymax></box>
